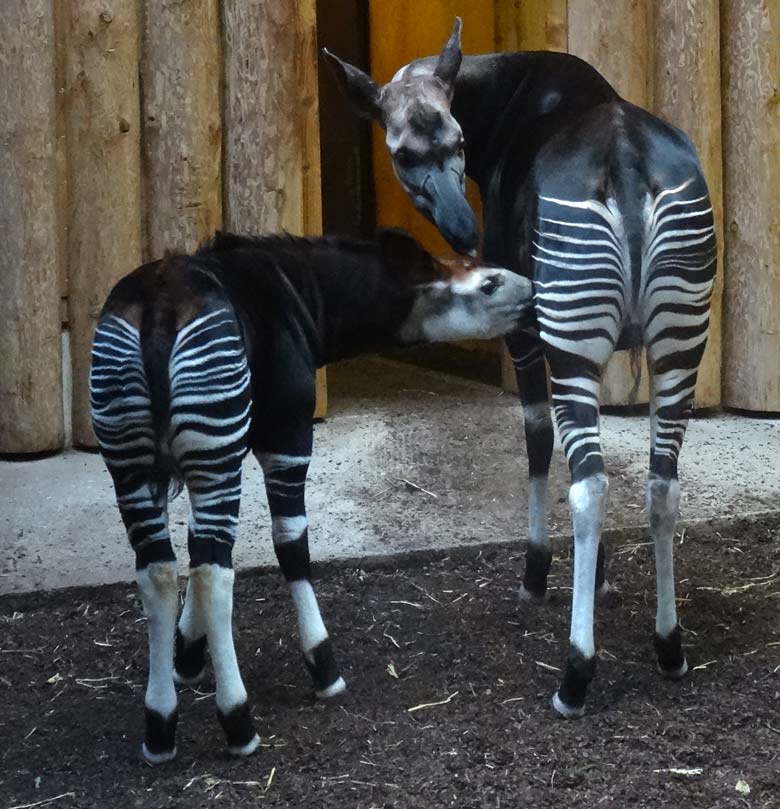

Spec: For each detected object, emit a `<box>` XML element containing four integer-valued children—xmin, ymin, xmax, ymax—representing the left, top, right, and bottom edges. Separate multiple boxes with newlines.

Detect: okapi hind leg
<box><xmin>647</xmin><ymin>365</ymin><xmax>699</xmax><ymax>681</ymax></box>
<box><xmin>257</xmin><ymin>450</ymin><xmax>346</xmax><ymax>699</ymax></box>
<box><xmin>506</xmin><ymin>330</ymin><xmax>555</xmax><ymax>604</ymax></box>
<box><xmin>547</xmin><ymin>369</ymin><xmax>609</xmax><ymax>719</ymax></box>
<box><xmin>116</xmin><ymin>479</ymin><xmax>179</xmax><ymax>763</ymax></box>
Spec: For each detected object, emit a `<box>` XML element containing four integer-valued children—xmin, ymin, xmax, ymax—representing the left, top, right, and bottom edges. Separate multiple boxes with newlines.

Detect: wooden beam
<box><xmin>141</xmin><ymin>0</ymin><xmax>222</xmax><ymax>257</ymax></box>
<box><xmin>65</xmin><ymin>1</ymin><xmax>144</xmax><ymax>447</ymax></box>
<box><xmin>0</xmin><ymin>1</ymin><xmax>64</xmax><ymax>453</ymax></box>
<box><xmin>222</xmin><ymin>0</ymin><xmax>327</xmax><ymax>417</ymax></box>
<box><xmin>654</xmin><ymin>0</ymin><xmax>723</xmax><ymax>408</ymax></box>
<box><xmin>721</xmin><ymin>0</ymin><xmax>780</xmax><ymax>411</ymax></box>
<box><xmin>567</xmin><ymin>0</ymin><xmax>653</xmax><ymax>406</ymax></box>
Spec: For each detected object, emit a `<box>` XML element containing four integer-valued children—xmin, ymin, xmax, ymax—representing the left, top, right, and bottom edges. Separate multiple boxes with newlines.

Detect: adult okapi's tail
<box><xmin>139</xmin><ymin>279</ymin><xmax>183</xmax><ymax>504</ymax></box>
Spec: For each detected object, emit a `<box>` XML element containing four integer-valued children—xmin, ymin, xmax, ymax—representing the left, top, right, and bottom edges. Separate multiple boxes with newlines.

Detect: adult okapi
<box><xmin>325</xmin><ymin>19</ymin><xmax>716</xmax><ymax>717</ymax></box>
<box><xmin>90</xmin><ymin>228</ymin><xmax>532</xmax><ymax>762</ymax></box>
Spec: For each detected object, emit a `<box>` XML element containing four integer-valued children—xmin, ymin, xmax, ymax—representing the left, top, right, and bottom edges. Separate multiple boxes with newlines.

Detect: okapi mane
<box><xmin>199</xmin><ymin>230</ymin><xmax>380</xmax><ymax>261</ymax></box>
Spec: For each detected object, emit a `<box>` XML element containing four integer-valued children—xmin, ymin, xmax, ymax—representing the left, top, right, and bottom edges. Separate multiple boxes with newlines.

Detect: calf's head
<box><xmin>324</xmin><ymin>18</ymin><xmax>477</xmax><ymax>255</ymax></box>
<box><xmin>377</xmin><ymin>229</ymin><xmax>532</xmax><ymax>344</ymax></box>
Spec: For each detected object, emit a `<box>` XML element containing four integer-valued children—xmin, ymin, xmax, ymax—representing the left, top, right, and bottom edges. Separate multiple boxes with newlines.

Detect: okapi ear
<box><xmin>321</xmin><ymin>48</ymin><xmax>382</xmax><ymax>120</ymax></box>
<box><xmin>434</xmin><ymin>17</ymin><xmax>463</xmax><ymax>93</ymax></box>
<box><xmin>377</xmin><ymin>228</ymin><xmax>439</xmax><ymax>284</ymax></box>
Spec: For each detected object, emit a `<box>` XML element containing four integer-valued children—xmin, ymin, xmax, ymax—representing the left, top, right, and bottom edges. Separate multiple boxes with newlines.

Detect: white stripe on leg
<box><xmin>137</xmin><ymin>561</ymin><xmax>179</xmax><ymax>763</ymax></box>
<box><xmin>648</xmin><ymin>476</ymin><xmax>681</xmax><ymax>638</ymax></box>
<box><xmin>290</xmin><ymin>580</ymin><xmax>329</xmax><ymax>655</ymax></box>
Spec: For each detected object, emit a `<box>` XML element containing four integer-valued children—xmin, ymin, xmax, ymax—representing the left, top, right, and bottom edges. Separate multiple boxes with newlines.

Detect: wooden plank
<box><xmin>0</xmin><ymin>1</ymin><xmax>64</xmax><ymax>453</ymax></box>
<box><xmin>141</xmin><ymin>0</ymin><xmax>222</xmax><ymax>257</ymax></box>
<box><xmin>368</xmin><ymin>0</ymin><xmax>494</xmax><ymax>258</ymax></box>
<box><xmin>567</xmin><ymin>0</ymin><xmax>653</xmax><ymax>406</ymax></box>
<box><xmin>222</xmin><ymin>0</ymin><xmax>327</xmax><ymax>417</ymax></box>
<box><xmin>721</xmin><ymin>0</ymin><xmax>780</xmax><ymax>411</ymax></box>
<box><xmin>65</xmin><ymin>1</ymin><xmax>144</xmax><ymax>447</ymax></box>
<box><xmin>495</xmin><ymin>0</ymin><xmax>567</xmax><ymax>53</ymax></box>
<box><xmin>654</xmin><ymin>0</ymin><xmax>723</xmax><ymax>409</ymax></box>
<box><xmin>495</xmin><ymin>0</ymin><xmax>567</xmax><ymax>392</ymax></box>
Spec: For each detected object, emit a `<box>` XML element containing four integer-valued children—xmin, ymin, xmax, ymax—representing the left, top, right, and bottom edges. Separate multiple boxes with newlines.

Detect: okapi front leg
<box><xmin>507</xmin><ymin>329</ymin><xmax>555</xmax><ymax>604</ymax></box>
<box><xmin>257</xmin><ymin>451</ymin><xmax>346</xmax><ymax>698</ymax></box>
<box><xmin>174</xmin><ymin>575</ymin><xmax>208</xmax><ymax>686</ymax></box>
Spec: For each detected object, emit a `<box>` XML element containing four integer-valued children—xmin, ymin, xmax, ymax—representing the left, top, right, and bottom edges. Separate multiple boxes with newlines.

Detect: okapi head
<box><xmin>324</xmin><ymin>18</ymin><xmax>477</xmax><ymax>255</ymax></box>
<box><xmin>374</xmin><ymin>229</ymin><xmax>531</xmax><ymax>345</ymax></box>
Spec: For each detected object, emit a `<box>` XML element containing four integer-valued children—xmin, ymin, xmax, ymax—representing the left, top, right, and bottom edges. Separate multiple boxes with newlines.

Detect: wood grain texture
<box><xmin>368</xmin><ymin>0</ymin><xmax>494</xmax><ymax>258</ymax></box>
<box><xmin>0</xmin><ymin>1</ymin><xmax>64</xmax><ymax>453</ymax></box>
<box><xmin>222</xmin><ymin>0</ymin><xmax>327</xmax><ymax>417</ymax></box>
<box><xmin>65</xmin><ymin>1</ymin><xmax>144</xmax><ymax>447</ymax></box>
<box><xmin>495</xmin><ymin>0</ymin><xmax>567</xmax><ymax>52</ymax></box>
<box><xmin>654</xmin><ymin>0</ymin><xmax>723</xmax><ymax>408</ymax></box>
<box><xmin>721</xmin><ymin>0</ymin><xmax>780</xmax><ymax>411</ymax></box>
<box><xmin>141</xmin><ymin>0</ymin><xmax>222</xmax><ymax>257</ymax></box>
<box><xmin>222</xmin><ymin>0</ymin><xmax>321</xmax><ymax>235</ymax></box>
<box><xmin>567</xmin><ymin>0</ymin><xmax>653</xmax><ymax>406</ymax></box>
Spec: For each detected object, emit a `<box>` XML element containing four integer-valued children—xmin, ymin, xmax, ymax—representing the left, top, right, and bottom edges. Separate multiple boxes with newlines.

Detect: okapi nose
<box><xmin>480</xmin><ymin>274</ymin><xmax>504</xmax><ymax>296</ymax></box>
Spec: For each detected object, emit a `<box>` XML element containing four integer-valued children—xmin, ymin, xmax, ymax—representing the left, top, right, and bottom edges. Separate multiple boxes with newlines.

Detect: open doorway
<box><xmin>317</xmin><ymin>1</ymin><xmax>504</xmax><ymax>399</ymax></box>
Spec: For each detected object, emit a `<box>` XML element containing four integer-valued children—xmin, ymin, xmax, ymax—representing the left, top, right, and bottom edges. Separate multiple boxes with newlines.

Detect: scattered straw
<box><xmin>7</xmin><ymin>793</ymin><xmax>75</xmax><ymax>809</ymax></box>
<box><xmin>407</xmin><ymin>692</ymin><xmax>458</xmax><ymax>713</ymax></box>
<box><xmin>398</xmin><ymin>478</ymin><xmax>438</xmax><ymax>498</ymax></box>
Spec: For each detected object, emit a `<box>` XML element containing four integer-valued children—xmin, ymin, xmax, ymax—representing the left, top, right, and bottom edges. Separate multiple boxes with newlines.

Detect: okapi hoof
<box><xmin>226</xmin><ymin>733</ymin><xmax>261</xmax><ymax>758</ymax></box>
<box><xmin>143</xmin><ymin>708</ymin><xmax>178</xmax><ymax>764</ymax></box>
<box><xmin>551</xmin><ymin>691</ymin><xmax>585</xmax><ymax>719</ymax></box>
<box><xmin>654</xmin><ymin>627</ymin><xmax>689</xmax><ymax>680</ymax></box>
<box><xmin>218</xmin><ymin>702</ymin><xmax>259</xmax><ymax>757</ymax></box>
<box><xmin>174</xmin><ymin>630</ymin><xmax>207</xmax><ymax>687</ymax></box>
<box><xmin>303</xmin><ymin>638</ymin><xmax>344</xmax><ymax>700</ymax></box>
<box><xmin>518</xmin><ymin>583</ymin><xmax>549</xmax><ymax>606</ymax></box>
<box><xmin>315</xmin><ymin>676</ymin><xmax>347</xmax><ymax>701</ymax></box>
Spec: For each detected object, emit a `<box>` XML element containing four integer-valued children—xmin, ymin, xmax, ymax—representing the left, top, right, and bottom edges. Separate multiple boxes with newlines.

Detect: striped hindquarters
<box><xmin>169</xmin><ymin>309</ymin><xmax>251</xmax><ymax>566</ymax></box>
<box><xmin>90</xmin><ymin>316</ymin><xmax>169</xmax><ymax>556</ymax></box>
<box><xmin>641</xmin><ymin>178</ymin><xmax>717</xmax><ymax>474</ymax></box>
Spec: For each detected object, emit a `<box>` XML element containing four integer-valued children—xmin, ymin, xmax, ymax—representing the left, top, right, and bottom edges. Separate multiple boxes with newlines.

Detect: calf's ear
<box><xmin>321</xmin><ymin>49</ymin><xmax>382</xmax><ymax>120</ymax></box>
<box><xmin>377</xmin><ymin>228</ymin><xmax>439</xmax><ymax>285</ymax></box>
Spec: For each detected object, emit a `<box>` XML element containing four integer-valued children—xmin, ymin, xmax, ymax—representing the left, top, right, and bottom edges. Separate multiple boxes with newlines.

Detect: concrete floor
<box><xmin>1</xmin><ymin>355</ymin><xmax>779</xmax><ymax>595</ymax></box>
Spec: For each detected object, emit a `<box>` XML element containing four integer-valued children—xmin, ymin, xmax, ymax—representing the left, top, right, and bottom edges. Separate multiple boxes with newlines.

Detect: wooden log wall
<box><xmin>721</xmin><ymin>0</ymin><xmax>780</xmax><ymax>411</ymax></box>
<box><xmin>222</xmin><ymin>0</ymin><xmax>327</xmax><ymax>417</ymax></box>
<box><xmin>65</xmin><ymin>2</ymin><xmax>144</xmax><ymax>447</ymax></box>
<box><xmin>654</xmin><ymin>0</ymin><xmax>724</xmax><ymax>409</ymax></box>
<box><xmin>0</xmin><ymin>3</ymin><xmax>63</xmax><ymax>453</ymax></box>
<box><xmin>141</xmin><ymin>0</ymin><xmax>222</xmax><ymax>257</ymax></box>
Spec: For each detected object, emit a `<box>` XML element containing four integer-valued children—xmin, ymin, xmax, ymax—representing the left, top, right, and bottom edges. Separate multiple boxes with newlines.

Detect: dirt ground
<box><xmin>1</xmin><ymin>519</ymin><xmax>779</xmax><ymax>809</ymax></box>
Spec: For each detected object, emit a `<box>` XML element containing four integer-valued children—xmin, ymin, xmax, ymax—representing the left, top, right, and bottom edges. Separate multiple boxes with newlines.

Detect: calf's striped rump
<box><xmin>90</xmin><ymin>309</ymin><xmax>259</xmax><ymax>761</ymax></box>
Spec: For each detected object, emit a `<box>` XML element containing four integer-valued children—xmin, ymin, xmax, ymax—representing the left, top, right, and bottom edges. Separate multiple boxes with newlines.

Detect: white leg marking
<box><xmin>568</xmin><ymin>474</ymin><xmax>609</xmax><ymax>658</ymax></box>
<box><xmin>137</xmin><ymin>562</ymin><xmax>178</xmax><ymax>719</ymax></box>
<box><xmin>192</xmin><ymin>565</ymin><xmax>248</xmax><ymax>714</ymax></box>
<box><xmin>290</xmin><ymin>580</ymin><xmax>329</xmax><ymax>656</ymax></box>
<box><xmin>648</xmin><ymin>476</ymin><xmax>681</xmax><ymax>638</ymax></box>
<box><xmin>272</xmin><ymin>515</ymin><xmax>308</xmax><ymax>544</ymax></box>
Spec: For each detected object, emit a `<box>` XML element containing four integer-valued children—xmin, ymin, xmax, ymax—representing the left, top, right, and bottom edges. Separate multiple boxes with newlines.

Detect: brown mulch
<box><xmin>1</xmin><ymin>520</ymin><xmax>779</xmax><ymax>809</ymax></box>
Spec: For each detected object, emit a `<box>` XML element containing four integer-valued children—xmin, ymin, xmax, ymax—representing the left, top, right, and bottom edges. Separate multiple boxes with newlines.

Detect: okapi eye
<box><xmin>480</xmin><ymin>274</ymin><xmax>503</xmax><ymax>296</ymax></box>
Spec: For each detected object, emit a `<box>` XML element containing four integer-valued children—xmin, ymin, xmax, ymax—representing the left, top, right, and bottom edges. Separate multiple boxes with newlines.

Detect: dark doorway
<box><xmin>317</xmin><ymin>0</ymin><xmax>375</xmax><ymax>238</ymax></box>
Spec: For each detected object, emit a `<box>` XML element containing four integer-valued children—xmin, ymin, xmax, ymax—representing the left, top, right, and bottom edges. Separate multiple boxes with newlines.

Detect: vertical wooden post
<box><xmin>222</xmin><ymin>0</ymin><xmax>327</xmax><ymax>417</ymax></box>
<box><xmin>654</xmin><ymin>0</ymin><xmax>723</xmax><ymax>409</ymax></box>
<box><xmin>0</xmin><ymin>2</ymin><xmax>64</xmax><ymax>454</ymax></box>
<box><xmin>141</xmin><ymin>0</ymin><xmax>222</xmax><ymax>257</ymax></box>
<box><xmin>567</xmin><ymin>0</ymin><xmax>653</xmax><ymax>406</ymax></box>
<box><xmin>721</xmin><ymin>0</ymin><xmax>780</xmax><ymax>411</ymax></box>
<box><xmin>495</xmin><ymin>0</ymin><xmax>567</xmax><ymax>392</ymax></box>
<box><xmin>65</xmin><ymin>1</ymin><xmax>144</xmax><ymax>447</ymax></box>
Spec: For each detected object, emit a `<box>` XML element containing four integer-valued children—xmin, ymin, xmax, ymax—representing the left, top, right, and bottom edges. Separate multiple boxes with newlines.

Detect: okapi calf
<box><xmin>90</xmin><ymin>228</ymin><xmax>532</xmax><ymax>763</ymax></box>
